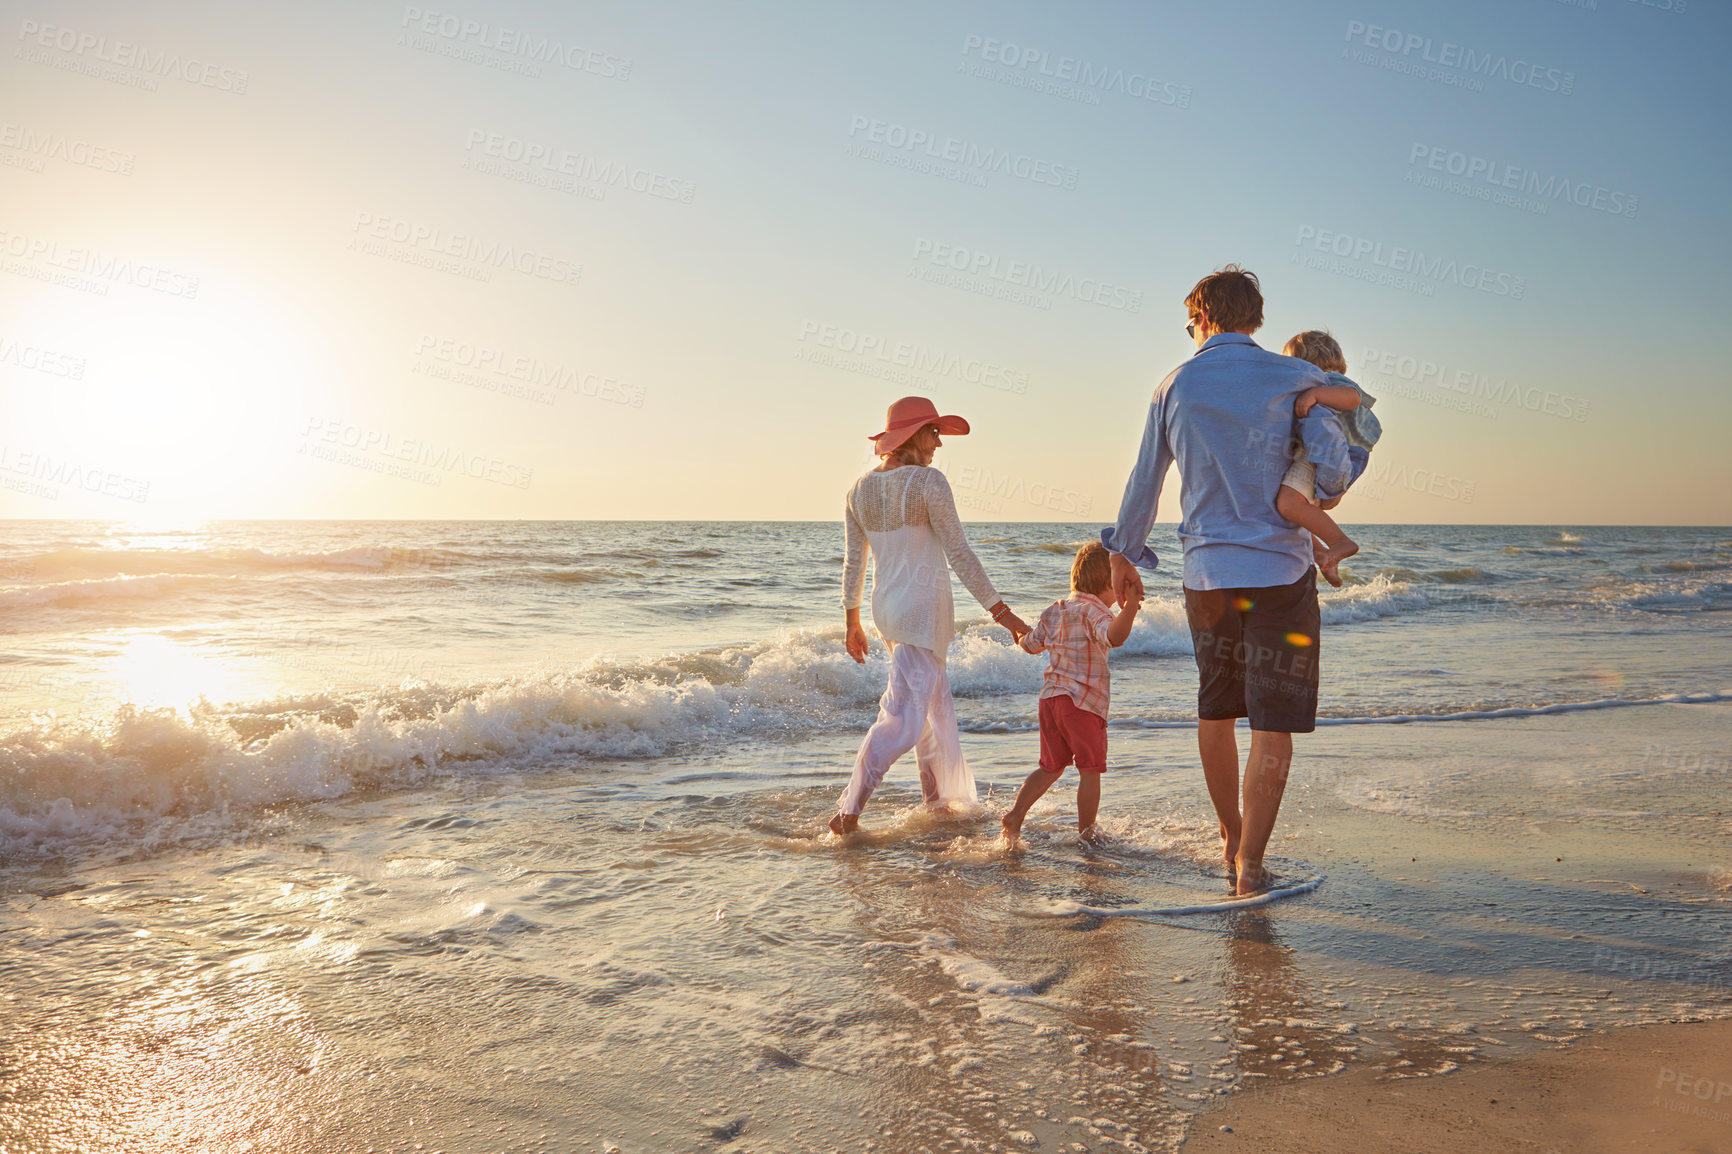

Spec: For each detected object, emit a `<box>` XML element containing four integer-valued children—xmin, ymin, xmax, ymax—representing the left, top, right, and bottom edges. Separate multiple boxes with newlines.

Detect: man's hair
<box><xmin>1283</xmin><ymin>330</ymin><xmax>1347</xmax><ymax>374</ymax></box>
<box><xmin>1071</xmin><ymin>541</ymin><xmax>1112</xmax><ymax>596</ymax></box>
<box><xmin>1183</xmin><ymin>265</ymin><xmax>1263</xmax><ymax>334</ymax></box>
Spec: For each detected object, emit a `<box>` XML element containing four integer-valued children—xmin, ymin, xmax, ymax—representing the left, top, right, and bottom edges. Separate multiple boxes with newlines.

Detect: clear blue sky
<box><xmin>2</xmin><ymin>0</ymin><xmax>1726</xmax><ymax>522</ymax></box>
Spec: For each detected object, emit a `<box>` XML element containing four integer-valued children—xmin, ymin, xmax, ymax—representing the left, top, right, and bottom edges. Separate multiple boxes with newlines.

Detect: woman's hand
<box><xmin>844</xmin><ymin>610</ymin><xmax>869</xmax><ymax>664</ymax></box>
<box><xmin>1000</xmin><ymin>611</ymin><xmax>1032</xmax><ymax>643</ymax></box>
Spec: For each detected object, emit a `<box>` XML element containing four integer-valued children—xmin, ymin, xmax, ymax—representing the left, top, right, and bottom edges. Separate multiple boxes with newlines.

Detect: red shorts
<box><xmin>1037</xmin><ymin>694</ymin><xmax>1108</xmax><ymax>773</ymax></box>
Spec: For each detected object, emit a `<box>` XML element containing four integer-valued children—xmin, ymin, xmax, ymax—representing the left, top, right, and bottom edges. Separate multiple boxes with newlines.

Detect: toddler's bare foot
<box><xmin>1000</xmin><ymin>811</ymin><xmax>1024</xmax><ymax>847</ymax></box>
<box><xmin>828</xmin><ymin>812</ymin><xmax>859</xmax><ymax>837</ymax></box>
<box><xmin>1317</xmin><ymin>538</ymin><xmax>1359</xmax><ymax>588</ymax></box>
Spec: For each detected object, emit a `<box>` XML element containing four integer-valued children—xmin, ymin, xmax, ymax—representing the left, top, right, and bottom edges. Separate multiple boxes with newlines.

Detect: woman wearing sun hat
<box><xmin>830</xmin><ymin>397</ymin><xmax>1031</xmax><ymax>836</ymax></box>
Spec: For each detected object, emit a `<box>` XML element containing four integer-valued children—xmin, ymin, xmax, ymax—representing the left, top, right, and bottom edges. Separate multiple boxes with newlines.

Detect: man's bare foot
<box><xmin>1000</xmin><ymin>811</ymin><xmax>1024</xmax><ymax>847</ymax></box>
<box><xmin>1233</xmin><ymin>859</ymin><xmax>1273</xmax><ymax>897</ymax></box>
<box><xmin>1317</xmin><ymin>538</ymin><xmax>1359</xmax><ymax>588</ymax></box>
<box><xmin>1220</xmin><ymin>822</ymin><xmax>1240</xmax><ymax>879</ymax></box>
<box><xmin>828</xmin><ymin>812</ymin><xmax>859</xmax><ymax>837</ymax></box>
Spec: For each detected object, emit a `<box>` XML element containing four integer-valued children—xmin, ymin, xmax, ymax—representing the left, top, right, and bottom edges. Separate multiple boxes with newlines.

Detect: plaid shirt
<box><xmin>1021</xmin><ymin>592</ymin><xmax>1116</xmax><ymax>719</ymax></box>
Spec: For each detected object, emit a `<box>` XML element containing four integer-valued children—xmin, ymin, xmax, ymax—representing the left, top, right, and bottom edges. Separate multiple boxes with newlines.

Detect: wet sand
<box><xmin>1180</xmin><ymin>1018</ymin><xmax>1732</xmax><ymax>1153</ymax></box>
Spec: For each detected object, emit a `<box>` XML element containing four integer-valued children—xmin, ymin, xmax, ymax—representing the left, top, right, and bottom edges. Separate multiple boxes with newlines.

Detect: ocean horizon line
<box><xmin>2</xmin><ymin>517</ymin><xmax>1728</xmax><ymax>528</ymax></box>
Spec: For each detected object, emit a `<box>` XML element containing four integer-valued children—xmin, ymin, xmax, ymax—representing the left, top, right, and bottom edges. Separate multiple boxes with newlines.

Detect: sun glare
<box><xmin>107</xmin><ymin>631</ymin><xmax>244</xmax><ymax>712</ymax></box>
<box><xmin>14</xmin><ymin>281</ymin><xmax>319</xmax><ymax>519</ymax></box>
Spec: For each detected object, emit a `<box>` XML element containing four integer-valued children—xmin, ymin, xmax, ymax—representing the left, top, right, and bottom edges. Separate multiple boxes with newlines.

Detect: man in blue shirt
<box><xmin>1102</xmin><ymin>266</ymin><xmax>1351</xmax><ymax>896</ymax></box>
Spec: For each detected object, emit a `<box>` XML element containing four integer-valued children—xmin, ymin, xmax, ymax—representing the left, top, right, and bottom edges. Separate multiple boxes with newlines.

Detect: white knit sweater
<box><xmin>842</xmin><ymin>465</ymin><xmax>1000</xmax><ymax>653</ymax></box>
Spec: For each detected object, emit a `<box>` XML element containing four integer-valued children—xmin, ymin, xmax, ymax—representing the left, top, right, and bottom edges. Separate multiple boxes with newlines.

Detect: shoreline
<box><xmin>1179</xmin><ymin>1017</ymin><xmax>1732</xmax><ymax>1153</ymax></box>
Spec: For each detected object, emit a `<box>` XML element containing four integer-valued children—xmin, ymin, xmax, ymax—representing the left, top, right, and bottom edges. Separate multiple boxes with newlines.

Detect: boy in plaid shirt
<box><xmin>1002</xmin><ymin>542</ymin><xmax>1142</xmax><ymax>845</ymax></box>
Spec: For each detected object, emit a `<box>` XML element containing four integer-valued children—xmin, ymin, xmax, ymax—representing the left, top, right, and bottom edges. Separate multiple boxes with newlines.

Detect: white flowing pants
<box><xmin>838</xmin><ymin>642</ymin><xmax>977</xmax><ymax>815</ymax></box>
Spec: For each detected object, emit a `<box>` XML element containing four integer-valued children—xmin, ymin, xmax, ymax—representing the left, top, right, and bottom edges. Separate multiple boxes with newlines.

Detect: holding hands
<box><xmin>991</xmin><ymin>601</ymin><xmax>1031</xmax><ymax>643</ymax></box>
<box><xmin>843</xmin><ymin>604</ymin><xmax>1030</xmax><ymax>663</ymax></box>
<box><xmin>1109</xmin><ymin>552</ymin><xmax>1145</xmax><ymax>607</ymax></box>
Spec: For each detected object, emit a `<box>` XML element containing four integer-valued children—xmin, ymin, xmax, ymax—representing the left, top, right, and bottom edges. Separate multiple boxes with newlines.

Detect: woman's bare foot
<box><xmin>1317</xmin><ymin>538</ymin><xmax>1358</xmax><ymax>588</ymax></box>
<box><xmin>1000</xmin><ymin>811</ymin><xmax>1024</xmax><ymax>847</ymax></box>
<box><xmin>828</xmin><ymin>812</ymin><xmax>859</xmax><ymax>837</ymax></box>
<box><xmin>1079</xmin><ymin>823</ymin><xmax>1104</xmax><ymax>845</ymax></box>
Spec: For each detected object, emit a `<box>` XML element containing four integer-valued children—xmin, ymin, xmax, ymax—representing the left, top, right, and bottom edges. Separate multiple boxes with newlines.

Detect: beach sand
<box><xmin>1181</xmin><ymin>1019</ymin><xmax>1732</xmax><ymax>1153</ymax></box>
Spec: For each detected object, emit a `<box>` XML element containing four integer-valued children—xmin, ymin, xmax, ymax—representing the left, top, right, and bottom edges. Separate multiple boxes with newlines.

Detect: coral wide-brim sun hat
<box><xmin>869</xmin><ymin>396</ymin><xmax>970</xmax><ymax>455</ymax></box>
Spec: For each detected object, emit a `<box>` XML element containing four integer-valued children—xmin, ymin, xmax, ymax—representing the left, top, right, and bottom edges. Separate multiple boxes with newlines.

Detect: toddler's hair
<box><xmin>1071</xmin><ymin>542</ymin><xmax>1112</xmax><ymax>596</ymax></box>
<box><xmin>1283</xmin><ymin>330</ymin><xmax>1347</xmax><ymax>374</ymax></box>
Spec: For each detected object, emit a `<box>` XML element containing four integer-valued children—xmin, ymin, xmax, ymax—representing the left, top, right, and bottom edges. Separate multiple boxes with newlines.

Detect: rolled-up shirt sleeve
<box><xmin>1299</xmin><ymin>408</ymin><xmax>1353</xmax><ymax>502</ymax></box>
<box><xmin>1020</xmin><ymin>610</ymin><xmax>1050</xmax><ymax>654</ymax></box>
<box><xmin>1101</xmin><ymin>393</ymin><xmax>1172</xmax><ymax>571</ymax></box>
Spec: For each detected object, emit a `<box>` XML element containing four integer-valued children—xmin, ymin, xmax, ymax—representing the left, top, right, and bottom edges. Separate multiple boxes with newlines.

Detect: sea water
<box><xmin>2</xmin><ymin>521</ymin><xmax>1729</xmax><ymax>1152</ymax></box>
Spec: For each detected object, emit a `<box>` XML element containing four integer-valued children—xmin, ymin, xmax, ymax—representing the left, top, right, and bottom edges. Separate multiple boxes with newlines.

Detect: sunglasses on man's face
<box><xmin>1185</xmin><ymin>321</ymin><xmax>1197</xmax><ymax>338</ymax></box>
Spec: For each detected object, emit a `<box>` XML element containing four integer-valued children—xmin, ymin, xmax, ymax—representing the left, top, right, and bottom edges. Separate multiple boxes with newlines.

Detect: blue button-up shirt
<box><xmin>1101</xmin><ymin>333</ymin><xmax>1353</xmax><ymax>591</ymax></box>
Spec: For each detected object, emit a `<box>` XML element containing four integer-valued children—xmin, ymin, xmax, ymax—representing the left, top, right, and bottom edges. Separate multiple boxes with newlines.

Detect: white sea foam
<box><xmin>1117</xmin><ymin>597</ymin><xmax>1195</xmax><ymax>657</ymax></box>
<box><xmin>0</xmin><ymin>628</ymin><xmax>892</xmax><ymax>858</ymax></box>
<box><xmin>913</xmin><ymin>933</ymin><xmax>1039</xmax><ymax>1000</ymax></box>
<box><xmin>1624</xmin><ymin>581</ymin><xmax>1732</xmax><ymax>613</ymax></box>
<box><xmin>947</xmin><ymin>630</ymin><xmax>1044</xmax><ymax>696</ymax></box>
<box><xmin>1318</xmin><ymin>574</ymin><xmax>1431</xmax><ymax>625</ymax></box>
<box><xmin>0</xmin><ymin>623</ymin><xmax>1087</xmax><ymax>858</ymax></box>
<box><xmin>1028</xmin><ymin>872</ymin><xmax>1325</xmax><ymax>917</ymax></box>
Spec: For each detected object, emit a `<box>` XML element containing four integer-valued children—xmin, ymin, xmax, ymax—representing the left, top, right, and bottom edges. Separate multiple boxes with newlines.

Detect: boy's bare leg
<box><xmin>828</xmin><ymin>812</ymin><xmax>859</xmax><ymax>836</ymax></box>
<box><xmin>1000</xmin><ymin>769</ymin><xmax>1061</xmax><ymax>846</ymax></box>
<box><xmin>1276</xmin><ymin>486</ymin><xmax>1357</xmax><ymax>587</ymax></box>
<box><xmin>1198</xmin><ymin>718</ymin><xmax>1242</xmax><ymax>876</ymax></box>
<box><xmin>1076</xmin><ymin>772</ymin><xmax>1102</xmax><ymax>842</ymax></box>
<box><xmin>1235</xmin><ymin>730</ymin><xmax>1293</xmax><ymax>895</ymax></box>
